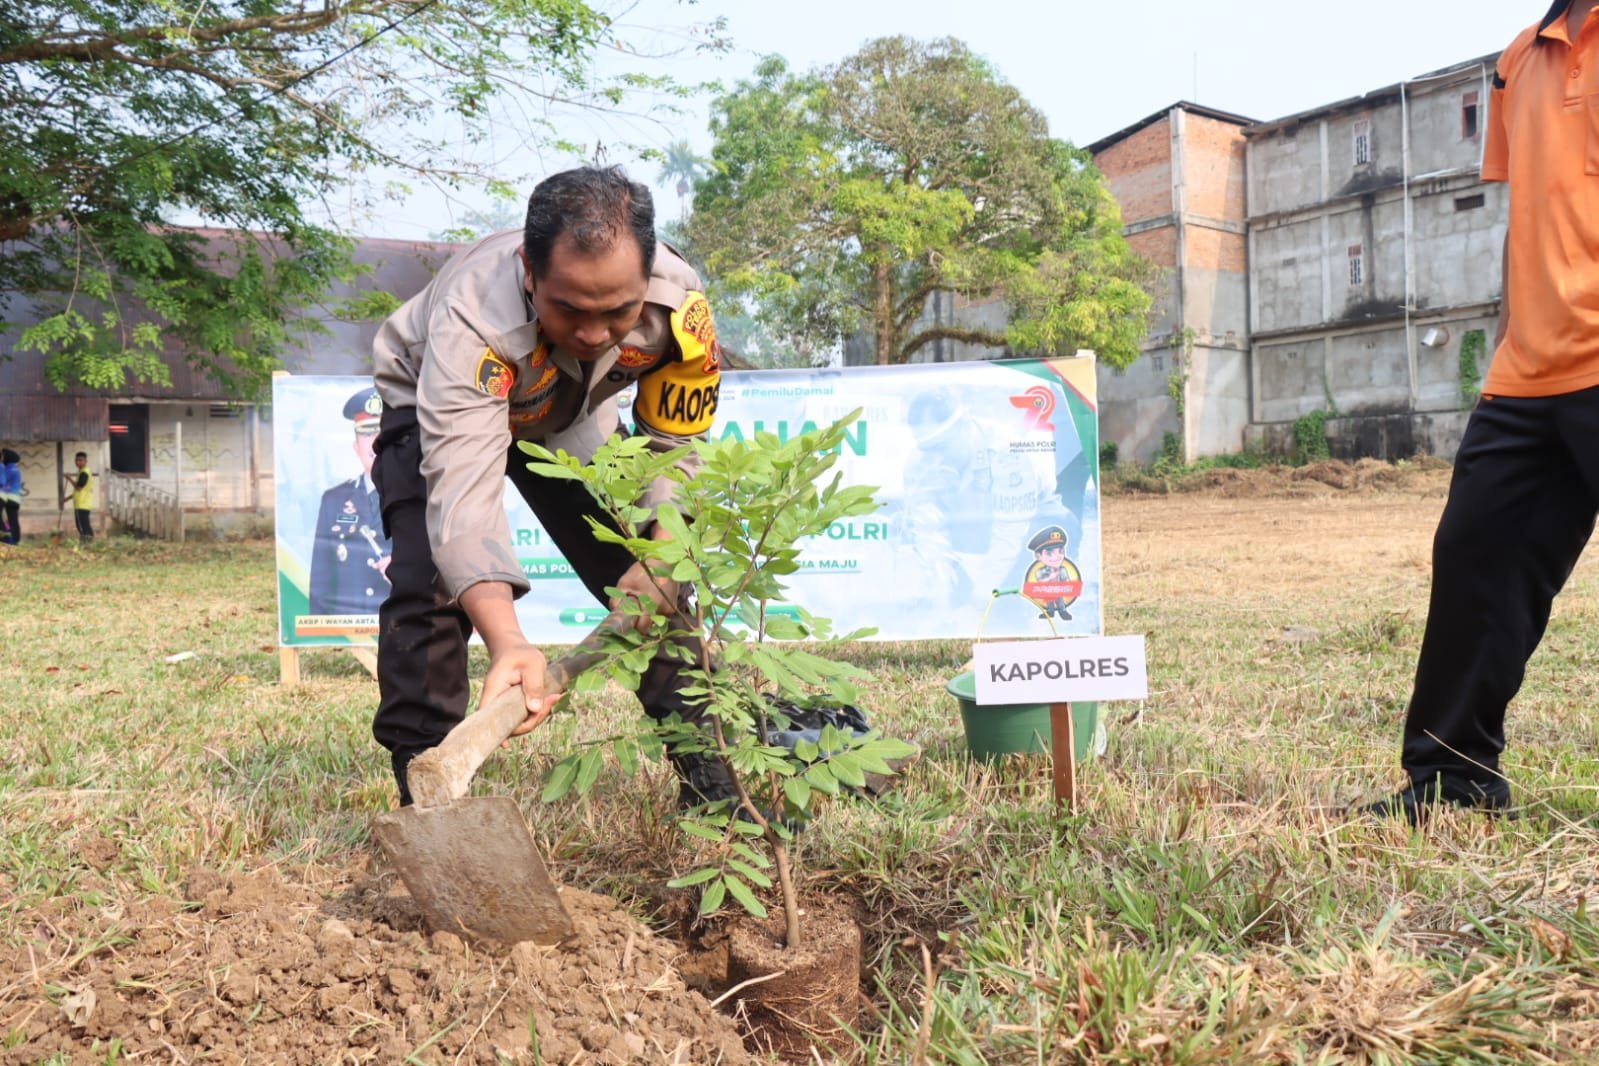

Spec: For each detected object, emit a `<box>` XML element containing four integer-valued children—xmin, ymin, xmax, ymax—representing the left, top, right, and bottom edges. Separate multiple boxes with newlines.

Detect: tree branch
<box><xmin>899</xmin><ymin>325</ymin><xmax>1006</xmax><ymax>362</ymax></box>
<box><xmin>0</xmin><ymin>5</ymin><xmax>355</xmax><ymax>67</ymax></box>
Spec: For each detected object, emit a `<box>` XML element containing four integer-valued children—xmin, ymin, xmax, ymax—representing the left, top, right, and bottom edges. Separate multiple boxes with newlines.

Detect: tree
<box><xmin>528</xmin><ymin>414</ymin><xmax>913</xmax><ymax>949</ymax></box>
<box><xmin>685</xmin><ymin>37</ymin><xmax>1153</xmax><ymax>368</ymax></box>
<box><xmin>655</xmin><ymin>139</ymin><xmax>707</xmax><ymax>222</ymax></box>
<box><xmin>0</xmin><ymin>0</ymin><xmax>716</xmax><ymax>396</ymax></box>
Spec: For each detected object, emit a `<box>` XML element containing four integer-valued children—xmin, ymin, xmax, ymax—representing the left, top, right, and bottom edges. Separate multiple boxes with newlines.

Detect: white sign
<box><xmin>973</xmin><ymin>635</ymin><xmax>1149</xmax><ymax>705</ymax></box>
<box><xmin>274</xmin><ymin>356</ymin><xmax>1105</xmax><ymax>645</ymax></box>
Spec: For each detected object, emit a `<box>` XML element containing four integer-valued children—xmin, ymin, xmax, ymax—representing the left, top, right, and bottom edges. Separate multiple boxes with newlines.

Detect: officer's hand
<box><xmin>609</xmin><ymin>522</ymin><xmax>680</xmax><ymax>635</ymax></box>
<box><xmin>612</xmin><ymin>560</ymin><xmax>678</xmax><ymax>635</ymax></box>
<box><xmin>481</xmin><ymin>641</ymin><xmax>564</xmax><ymax>738</ymax></box>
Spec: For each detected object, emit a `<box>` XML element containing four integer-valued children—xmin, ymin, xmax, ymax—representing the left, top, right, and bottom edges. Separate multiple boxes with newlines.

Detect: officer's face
<box><xmin>1040</xmin><ymin>545</ymin><xmax>1064</xmax><ymax>565</ymax></box>
<box><xmin>521</xmin><ymin>236</ymin><xmax>649</xmax><ymax>360</ymax></box>
<box><xmin>353</xmin><ymin>431</ymin><xmax>377</xmax><ymax>477</ymax></box>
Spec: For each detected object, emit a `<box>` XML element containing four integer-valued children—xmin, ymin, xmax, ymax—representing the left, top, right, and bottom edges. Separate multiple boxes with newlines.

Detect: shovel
<box><xmin>370</xmin><ymin>611</ymin><xmax>630</xmax><ymax>946</ymax></box>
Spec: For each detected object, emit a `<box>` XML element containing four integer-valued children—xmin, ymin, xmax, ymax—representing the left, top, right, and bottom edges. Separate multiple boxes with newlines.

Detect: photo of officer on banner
<box><xmin>307</xmin><ymin>387</ymin><xmax>393</xmax><ymax>617</ymax></box>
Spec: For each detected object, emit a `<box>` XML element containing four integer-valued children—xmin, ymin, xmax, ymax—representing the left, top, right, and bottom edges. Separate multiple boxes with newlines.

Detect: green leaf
<box><xmin>698</xmin><ymin>879</ymin><xmax>727</xmax><ymax>916</ymax></box>
<box><xmin>803</xmin><ymin>763</ymin><xmax>841</xmax><ymax>795</ymax></box>
<box><xmin>724</xmin><ymin>875</ymin><xmax>768</xmax><ymax>919</ymax></box>
<box><xmin>782</xmin><ymin>776</ymin><xmax>812</xmax><ymax>810</ymax></box>
<box><xmin>574</xmin><ymin>749</ymin><xmax>604</xmax><ymax>795</ymax></box>
<box><xmin>826</xmin><ymin>751</ymin><xmax>868</xmax><ymax>789</ymax></box>
<box><xmin>680</xmin><ymin>819</ymin><xmax>728</xmax><ymax>843</ymax></box>
<box><xmin>730</xmin><ymin>842</ymin><xmax>771</xmax><ymax>868</ymax></box>
<box><xmin>540</xmin><ymin>759</ymin><xmax>578</xmax><ymax>803</ymax></box>
<box><xmin>667</xmin><ymin>867</ymin><xmax>722</xmax><ymax>888</ymax></box>
<box><xmin>615</xmin><ymin>738</ymin><xmax>640</xmax><ymax>777</ymax></box>
<box><xmin>727</xmin><ymin>860</ymin><xmax>773</xmax><ymax>888</ymax></box>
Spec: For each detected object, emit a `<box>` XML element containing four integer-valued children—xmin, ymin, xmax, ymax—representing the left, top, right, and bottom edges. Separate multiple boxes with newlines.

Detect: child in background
<box><xmin>61</xmin><ymin>451</ymin><xmax>94</xmax><ymax>542</ymax></box>
<box><xmin>0</xmin><ymin>448</ymin><xmax>21</xmax><ymax>544</ymax></box>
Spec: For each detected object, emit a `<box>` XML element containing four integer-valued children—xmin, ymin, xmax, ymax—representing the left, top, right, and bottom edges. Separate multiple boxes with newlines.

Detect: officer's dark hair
<box><xmin>523</xmin><ymin>166</ymin><xmax>655</xmax><ymax>281</ymax></box>
<box><xmin>1</xmin><ymin>448</ymin><xmax>18</xmax><ymax>464</ymax></box>
<box><xmin>74</xmin><ymin>451</ymin><xmax>87</xmax><ymax>461</ymax></box>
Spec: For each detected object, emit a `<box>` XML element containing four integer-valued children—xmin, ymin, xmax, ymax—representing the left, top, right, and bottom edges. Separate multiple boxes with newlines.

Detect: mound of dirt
<box><xmin>4</xmin><ymin>865</ymin><xmax>757</xmax><ymax>1065</ymax></box>
<box><xmin>1104</xmin><ymin>457</ymin><xmax>1452</xmax><ymax>499</ymax></box>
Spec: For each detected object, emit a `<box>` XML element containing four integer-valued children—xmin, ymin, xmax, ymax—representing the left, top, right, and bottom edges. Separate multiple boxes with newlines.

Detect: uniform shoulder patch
<box><xmin>616</xmin><ymin>346</ymin><xmax>659</xmax><ymax>369</ymax></box>
<box><xmin>475</xmin><ymin>349</ymin><xmax>517</xmax><ymax>399</ymax></box>
<box><xmin>671</xmin><ymin>291</ymin><xmax>722</xmax><ymax>374</ymax></box>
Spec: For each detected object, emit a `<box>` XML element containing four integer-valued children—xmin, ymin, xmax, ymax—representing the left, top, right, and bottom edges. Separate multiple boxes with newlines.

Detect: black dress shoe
<box><xmin>1356</xmin><ymin>774</ymin><xmax>1513</xmax><ymax>826</ymax></box>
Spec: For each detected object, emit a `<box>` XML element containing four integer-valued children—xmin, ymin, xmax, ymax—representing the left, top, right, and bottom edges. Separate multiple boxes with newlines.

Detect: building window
<box><xmin>1352</xmin><ymin>118</ymin><xmax>1372</xmax><ymax>166</ymax></box>
<box><xmin>1454</xmin><ymin>193</ymin><xmax>1486</xmax><ymax>212</ymax></box>
<box><xmin>1348</xmin><ymin>244</ymin><xmax>1364</xmax><ymax>287</ymax></box>
<box><xmin>1461</xmin><ymin>91</ymin><xmax>1480</xmax><ymax>140</ymax></box>
<box><xmin>109</xmin><ymin>404</ymin><xmax>150</xmax><ymax>476</ymax></box>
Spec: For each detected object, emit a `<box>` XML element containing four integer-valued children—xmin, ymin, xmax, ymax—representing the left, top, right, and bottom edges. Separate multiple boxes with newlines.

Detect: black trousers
<box><xmin>74</xmin><ymin>509</ymin><xmax>93</xmax><ymax>540</ymax></box>
<box><xmin>1401</xmin><ymin>387</ymin><xmax>1599</xmax><ymax>786</ymax></box>
<box><xmin>370</xmin><ymin>405</ymin><xmax>705</xmax><ymax>762</ymax></box>
<box><xmin>1</xmin><ymin>500</ymin><xmax>18</xmax><ymax>544</ymax></box>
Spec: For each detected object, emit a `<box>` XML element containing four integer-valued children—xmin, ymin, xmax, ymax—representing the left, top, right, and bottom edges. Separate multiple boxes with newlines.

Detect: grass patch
<box><xmin>4</xmin><ymin>492</ymin><xmax>1599</xmax><ymax>1062</ymax></box>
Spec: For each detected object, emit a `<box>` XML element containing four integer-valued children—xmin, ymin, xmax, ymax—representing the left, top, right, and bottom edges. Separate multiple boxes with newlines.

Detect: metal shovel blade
<box><xmin>371</xmin><ymin>796</ymin><xmax>574</xmax><ymax>946</ymax></box>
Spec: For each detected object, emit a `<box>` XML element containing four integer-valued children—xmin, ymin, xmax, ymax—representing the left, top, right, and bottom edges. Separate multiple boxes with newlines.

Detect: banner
<box><xmin>273</xmin><ymin>357</ymin><xmax>1101</xmax><ymax>646</ymax></box>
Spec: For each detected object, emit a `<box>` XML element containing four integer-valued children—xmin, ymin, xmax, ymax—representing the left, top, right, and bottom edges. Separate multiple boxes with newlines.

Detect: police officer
<box><xmin>370</xmin><ymin>166</ymin><xmax>731</xmax><ymax>808</ymax></box>
<box><xmin>308</xmin><ymin>387</ymin><xmax>392</xmax><ymax>616</ymax></box>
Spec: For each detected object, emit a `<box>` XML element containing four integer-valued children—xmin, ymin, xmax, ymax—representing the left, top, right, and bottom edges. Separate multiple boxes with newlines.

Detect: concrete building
<box><xmin>1088</xmin><ymin>102</ymin><xmax>1254</xmax><ymax>464</ymax></box>
<box><xmin>1241</xmin><ymin>55</ymin><xmax>1501</xmax><ymax>460</ymax></box>
<box><xmin>0</xmin><ymin>234</ymin><xmax>456</xmax><ymax>538</ymax></box>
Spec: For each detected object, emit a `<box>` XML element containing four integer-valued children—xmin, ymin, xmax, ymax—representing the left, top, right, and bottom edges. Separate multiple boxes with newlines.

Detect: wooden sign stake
<box><xmin>1049</xmin><ymin>702</ymin><xmax>1077</xmax><ymax>815</ymax></box>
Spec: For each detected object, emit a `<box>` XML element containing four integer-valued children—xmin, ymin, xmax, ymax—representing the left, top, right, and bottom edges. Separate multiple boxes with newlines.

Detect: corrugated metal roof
<box><xmin>0</xmin><ymin>394</ymin><xmax>108</xmax><ymax>441</ymax></box>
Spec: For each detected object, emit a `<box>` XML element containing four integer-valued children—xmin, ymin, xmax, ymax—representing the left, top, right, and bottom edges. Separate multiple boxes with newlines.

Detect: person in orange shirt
<box><xmin>1362</xmin><ymin>0</ymin><xmax>1599</xmax><ymax>823</ymax></box>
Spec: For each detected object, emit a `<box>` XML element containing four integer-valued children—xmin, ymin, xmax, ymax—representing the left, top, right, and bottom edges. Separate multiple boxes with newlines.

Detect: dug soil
<box><xmin>4</xmin><ymin>863</ymin><xmax>758</xmax><ymax>1065</ymax></box>
<box><xmin>1105</xmin><ymin>456</ymin><xmax>1453</xmax><ymax>499</ymax></box>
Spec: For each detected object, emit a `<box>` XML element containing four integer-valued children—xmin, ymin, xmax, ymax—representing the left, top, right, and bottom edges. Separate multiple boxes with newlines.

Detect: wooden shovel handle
<box><xmin>405</xmin><ymin>611</ymin><xmax>632</xmax><ymax>808</ymax></box>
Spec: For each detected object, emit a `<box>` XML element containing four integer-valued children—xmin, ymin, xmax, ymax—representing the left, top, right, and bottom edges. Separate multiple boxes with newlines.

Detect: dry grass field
<box><xmin>4</xmin><ymin>459</ymin><xmax>1599</xmax><ymax>1064</ymax></box>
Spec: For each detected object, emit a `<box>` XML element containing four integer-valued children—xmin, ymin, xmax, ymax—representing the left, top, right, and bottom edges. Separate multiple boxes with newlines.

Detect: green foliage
<box><xmin>686</xmin><ymin>38</ymin><xmax>1153</xmax><ymax>367</ymax></box>
<box><xmin>1459</xmin><ymin>328</ymin><xmax>1487</xmax><ymax>408</ymax></box>
<box><xmin>1157</xmin><ymin>431</ymin><xmax>1183</xmax><ymax>471</ymax></box>
<box><xmin>1292</xmin><ymin>409</ymin><xmax>1332</xmax><ymax>465</ymax></box>
<box><xmin>524</xmin><ymin>414</ymin><xmax>914</xmax><ymax>944</ymax></box>
<box><xmin>1098</xmin><ymin>440</ymin><xmax>1119</xmax><ymax>470</ymax></box>
<box><xmin>0</xmin><ymin>0</ymin><xmax>712</xmax><ymax>396</ymax></box>
<box><xmin>1166</xmin><ymin>327</ymin><xmax>1194</xmax><ymax>421</ymax></box>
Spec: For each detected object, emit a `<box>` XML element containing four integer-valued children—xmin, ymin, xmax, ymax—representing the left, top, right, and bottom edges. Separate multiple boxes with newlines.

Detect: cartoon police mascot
<box><xmin>1022</xmin><ymin>524</ymin><xmax>1082</xmax><ymax>622</ymax></box>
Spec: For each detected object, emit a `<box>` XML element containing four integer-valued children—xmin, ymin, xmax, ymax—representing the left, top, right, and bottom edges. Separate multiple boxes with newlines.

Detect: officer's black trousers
<box><xmin>370</xmin><ymin>405</ymin><xmax>707</xmax><ymax>764</ymax></box>
<box><xmin>1401</xmin><ymin>386</ymin><xmax>1599</xmax><ymax>787</ymax></box>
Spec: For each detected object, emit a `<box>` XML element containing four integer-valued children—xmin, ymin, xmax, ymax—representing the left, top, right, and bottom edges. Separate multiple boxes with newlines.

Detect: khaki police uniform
<box><xmin>369</xmin><ymin>229</ymin><xmax>723</xmax><ymax>784</ymax></box>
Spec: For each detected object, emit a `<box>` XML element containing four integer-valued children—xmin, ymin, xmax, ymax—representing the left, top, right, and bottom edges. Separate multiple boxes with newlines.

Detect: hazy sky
<box><xmin>342</xmin><ymin>0</ymin><xmax>1535</xmax><ymax>240</ymax></box>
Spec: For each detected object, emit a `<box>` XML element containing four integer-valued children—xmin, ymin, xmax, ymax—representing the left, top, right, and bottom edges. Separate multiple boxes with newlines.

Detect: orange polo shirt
<box><xmin>1482</xmin><ymin>1</ymin><xmax>1599</xmax><ymax>396</ymax></box>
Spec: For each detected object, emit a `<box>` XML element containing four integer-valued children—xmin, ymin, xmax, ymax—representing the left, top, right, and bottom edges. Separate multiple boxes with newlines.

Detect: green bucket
<box><xmin>946</xmin><ymin>671</ymin><xmax>1099</xmax><ymax>761</ymax></box>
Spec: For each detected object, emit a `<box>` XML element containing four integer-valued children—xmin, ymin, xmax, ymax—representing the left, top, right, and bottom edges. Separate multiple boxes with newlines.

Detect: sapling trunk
<box><xmin>772</xmin><ymin>833</ymin><xmax>800</xmax><ymax>948</ymax></box>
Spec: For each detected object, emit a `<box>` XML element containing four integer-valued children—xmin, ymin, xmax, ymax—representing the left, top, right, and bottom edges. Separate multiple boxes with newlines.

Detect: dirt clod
<box><xmin>4</xmin><ymin>864</ymin><xmax>757</xmax><ymax>1065</ymax></box>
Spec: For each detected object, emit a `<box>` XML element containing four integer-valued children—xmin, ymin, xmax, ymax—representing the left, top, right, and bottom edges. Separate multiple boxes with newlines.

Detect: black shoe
<box><xmin>669</xmin><ymin>750</ymin><xmax>804</xmax><ymax>832</ymax></box>
<box><xmin>670</xmin><ymin>751</ymin><xmax>739</xmax><ymax>811</ymax></box>
<box><xmin>1357</xmin><ymin>774</ymin><xmax>1512</xmax><ymax>826</ymax></box>
<box><xmin>391</xmin><ymin>750</ymin><xmax>421</xmax><ymax>808</ymax></box>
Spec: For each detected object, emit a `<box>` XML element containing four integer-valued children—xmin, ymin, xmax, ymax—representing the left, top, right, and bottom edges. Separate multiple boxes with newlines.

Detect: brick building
<box><xmin>1088</xmin><ymin>103</ymin><xmax>1254</xmax><ymax>464</ymax></box>
<box><xmin>1092</xmin><ymin>55</ymin><xmax>1503</xmax><ymax>464</ymax></box>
